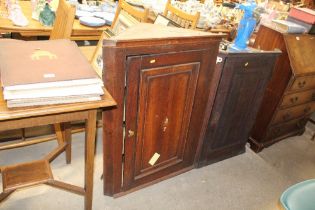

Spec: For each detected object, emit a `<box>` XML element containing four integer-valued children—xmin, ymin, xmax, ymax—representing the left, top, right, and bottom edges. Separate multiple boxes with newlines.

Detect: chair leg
<box><xmin>54</xmin><ymin>123</ymin><xmax>71</xmax><ymax>164</ymax></box>
<box><xmin>0</xmin><ymin>190</ymin><xmax>15</xmax><ymax>203</ymax></box>
<box><xmin>62</xmin><ymin>123</ymin><xmax>72</xmax><ymax>164</ymax></box>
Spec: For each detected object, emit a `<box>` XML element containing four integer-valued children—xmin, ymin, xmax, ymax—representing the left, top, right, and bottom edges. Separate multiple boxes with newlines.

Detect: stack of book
<box><xmin>0</xmin><ymin>39</ymin><xmax>104</xmax><ymax>108</ymax></box>
<box><xmin>287</xmin><ymin>7</ymin><xmax>315</xmax><ymax>34</ymax></box>
<box><xmin>271</xmin><ymin>7</ymin><xmax>315</xmax><ymax>34</ymax></box>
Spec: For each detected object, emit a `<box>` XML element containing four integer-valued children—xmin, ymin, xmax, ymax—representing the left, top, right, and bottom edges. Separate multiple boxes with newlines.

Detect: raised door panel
<box><xmin>123</xmin><ymin>52</ymin><xmax>201</xmax><ymax>190</ymax></box>
<box><xmin>135</xmin><ymin>63</ymin><xmax>199</xmax><ymax>177</ymax></box>
<box><xmin>202</xmin><ymin>55</ymin><xmax>274</xmax><ymax>161</ymax></box>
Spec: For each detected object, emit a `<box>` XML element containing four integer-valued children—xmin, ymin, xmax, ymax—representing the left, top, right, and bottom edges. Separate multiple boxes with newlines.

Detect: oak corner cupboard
<box><xmin>102</xmin><ymin>23</ymin><xmax>223</xmax><ymax>196</ymax></box>
<box><xmin>249</xmin><ymin>25</ymin><xmax>315</xmax><ymax>152</ymax></box>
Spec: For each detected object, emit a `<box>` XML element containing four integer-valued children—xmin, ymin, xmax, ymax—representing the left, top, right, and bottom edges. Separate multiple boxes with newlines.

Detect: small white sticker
<box><xmin>216</xmin><ymin>57</ymin><xmax>223</xmax><ymax>64</ymax></box>
<box><xmin>43</xmin><ymin>73</ymin><xmax>55</xmax><ymax>78</ymax></box>
<box><xmin>149</xmin><ymin>153</ymin><xmax>160</xmax><ymax>166</ymax></box>
<box><xmin>296</xmin><ymin>37</ymin><xmax>300</xmax><ymax>40</ymax></box>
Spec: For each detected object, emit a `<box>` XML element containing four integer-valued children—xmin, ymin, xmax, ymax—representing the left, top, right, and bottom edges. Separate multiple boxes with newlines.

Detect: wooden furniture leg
<box><xmin>63</xmin><ymin>123</ymin><xmax>72</xmax><ymax>164</ymax></box>
<box><xmin>0</xmin><ymin>190</ymin><xmax>15</xmax><ymax>202</ymax></box>
<box><xmin>84</xmin><ymin>110</ymin><xmax>97</xmax><ymax>210</ymax></box>
<box><xmin>54</xmin><ymin>123</ymin><xmax>72</xmax><ymax>164</ymax></box>
<box><xmin>0</xmin><ymin>88</ymin><xmax>115</xmax><ymax>209</ymax></box>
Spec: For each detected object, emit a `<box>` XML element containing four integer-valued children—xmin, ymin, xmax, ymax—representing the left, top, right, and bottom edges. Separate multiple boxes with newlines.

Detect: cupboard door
<box><xmin>200</xmin><ymin>56</ymin><xmax>273</xmax><ymax>164</ymax></box>
<box><xmin>123</xmin><ymin>53</ymin><xmax>200</xmax><ymax>190</ymax></box>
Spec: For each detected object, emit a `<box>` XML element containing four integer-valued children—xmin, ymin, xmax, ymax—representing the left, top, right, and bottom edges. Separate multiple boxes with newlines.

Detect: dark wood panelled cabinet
<box><xmin>197</xmin><ymin>48</ymin><xmax>280</xmax><ymax>167</ymax></box>
<box><xmin>249</xmin><ymin>25</ymin><xmax>315</xmax><ymax>152</ymax></box>
<box><xmin>102</xmin><ymin>23</ymin><xmax>222</xmax><ymax>196</ymax></box>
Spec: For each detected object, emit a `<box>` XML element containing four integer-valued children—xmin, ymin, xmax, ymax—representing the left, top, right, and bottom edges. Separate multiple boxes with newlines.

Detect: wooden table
<box><xmin>0</xmin><ymin>1</ymin><xmax>109</xmax><ymax>40</ymax></box>
<box><xmin>0</xmin><ymin>88</ymin><xmax>116</xmax><ymax>210</ymax></box>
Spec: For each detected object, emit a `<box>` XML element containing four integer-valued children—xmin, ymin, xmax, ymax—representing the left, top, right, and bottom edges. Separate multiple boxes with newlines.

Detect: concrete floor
<box><xmin>0</xmin><ymin>125</ymin><xmax>315</xmax><ymax>210</ymax></box>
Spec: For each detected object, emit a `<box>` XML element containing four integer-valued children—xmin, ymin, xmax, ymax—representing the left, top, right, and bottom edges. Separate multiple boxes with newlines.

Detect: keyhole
<box><xmin>162</xmin><ymin>117</ymin><xmax>169</xmax><ymax>132</ymax></box>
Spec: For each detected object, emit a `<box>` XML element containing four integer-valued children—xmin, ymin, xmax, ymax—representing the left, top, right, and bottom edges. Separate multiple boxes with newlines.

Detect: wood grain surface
<box><xmin>0</xmin><ymin>88</ymin><xmax>116</xmax><ymax>121</ymax></box>
<box><xmin>0</xmin><ymin>1</ymin><xmax>109</xmax><ymax>40</ymax></box>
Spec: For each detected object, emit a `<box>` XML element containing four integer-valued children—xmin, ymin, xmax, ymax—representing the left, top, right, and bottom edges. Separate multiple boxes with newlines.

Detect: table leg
<box><xmin>63</xmin><ymin>123</ymin><xmax>72</xmax><ymax>164</ymax></box>
<box><xmin>84</xmin><ymin>110</ymin><xmax>97</xmax><ymax>210</ymax></box>
<box><xmin>54</xmin><ymin>123</ymin><xmax>72</xmax><ymax>164</ymax></box>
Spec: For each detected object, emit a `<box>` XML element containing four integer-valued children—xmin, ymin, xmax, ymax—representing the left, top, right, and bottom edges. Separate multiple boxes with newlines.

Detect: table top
<box><xmin>0</xmin><ymin>88</ymin><xmax>116</xmax><ymax>121</ymax></box>
<box><xmin>0</xmin><ymin>1</ymin><xmax>109</xmax><ymax>40</ymax></box>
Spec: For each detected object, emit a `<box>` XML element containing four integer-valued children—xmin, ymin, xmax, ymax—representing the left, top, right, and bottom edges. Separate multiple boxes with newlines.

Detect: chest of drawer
<box><xmin>280</xmin><ymin>89</ymin><xmax>315</xmax><ymax>108</ymax></box>
<box><xmin>272</xmin><ymin>102</ymin><xmax>314</xmax><ymax>125</ymax></box>
<box><xmin>290</xmin><ymin>75</ymin><xmax>315</xmax><ymax>91</ymax></box>
<box><xmin>266</xmin><ymin>117</ymin><xmax>308</xmax><ymax>140</ymax></box>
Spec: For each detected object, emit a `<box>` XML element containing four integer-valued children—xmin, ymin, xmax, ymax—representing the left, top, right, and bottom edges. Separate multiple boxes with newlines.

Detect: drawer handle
<box><xmin>282</xmin><ymin>113</ymin><xmax>291</xmax><ymax>121</ymax></box>
<box><xmin>304</xmin><ymin>107</ymin><xmax>311</xmax><ymax>114</ymax></box>
<box><xmin>290</xmin><ymin>97</ymin><xmax>298</xmax><ymax>104</ymax></box>
<box><xmin>298</xmin><ymin>81</ymin><xmax>306</xmax><ymax>88</ymax></box>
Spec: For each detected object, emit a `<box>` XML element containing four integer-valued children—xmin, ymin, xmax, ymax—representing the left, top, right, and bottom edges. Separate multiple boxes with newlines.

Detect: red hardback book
<box><xmin>289</xmin><ymin>7</ymin><xmax>315</xmax><ymax>25</ymax></box>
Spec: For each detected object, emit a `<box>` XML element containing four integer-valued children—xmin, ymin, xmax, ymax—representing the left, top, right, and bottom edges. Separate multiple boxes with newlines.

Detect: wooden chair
<box><xmin>49</xmin><ymin>0</ymin><xmax>76</xmax><ymax>163</ymax></box>
<box><xmin>213</xmin><ymin>0</ymin><xmax>223</xmax><ymax>4</ymax></box>
<box><xmin>49</xmin><ymin>0</ymin><xmax>76</xmax><ymax>40</ymax></box>
<box><xmin>163</xmin><ymin>0</ymin><xmax>200</xmax><ymax>29</ymax></box>
<box><xmin>80</xmin><ymin>0</ymin><xmax>149</xmax><ymax>62</ymax></box>
<box><xmin>112</xmin><ymin>0</ymin><xmax>149</xmax><ymax>27</ymax></box>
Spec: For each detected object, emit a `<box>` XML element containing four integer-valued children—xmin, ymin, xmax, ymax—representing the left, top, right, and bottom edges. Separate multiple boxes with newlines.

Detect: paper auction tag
<box><xmin>149</xmin><ymin>153</ymin><xmax>160</xmax><ymax>166</ymax></box>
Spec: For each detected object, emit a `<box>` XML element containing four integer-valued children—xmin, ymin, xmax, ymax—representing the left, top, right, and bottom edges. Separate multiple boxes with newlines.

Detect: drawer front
<box><xmin>266</xmin><ymin>118</ymin><xmax>308</xmax><ymax>140</ymax></box>
<box><xmin>272</xmin><ymin>102</ymin><xmax>314</xmax><ymax>124</ymax></box>
<box><xmin>281</xmin><ymin>89</ymin><xmax>315</xmax><ymax>108</ymax></box>
<box><xmin>290</xmin><ymin>76</ymin><xmax>315</xmax><ymax>91</ymax></box>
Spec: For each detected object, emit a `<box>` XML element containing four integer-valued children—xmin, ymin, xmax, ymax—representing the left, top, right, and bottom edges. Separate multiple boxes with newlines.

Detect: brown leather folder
<box><xmin>0</xmin><ymin>39</ymin><xmax>101</xmax><ymax>89</ymax></box>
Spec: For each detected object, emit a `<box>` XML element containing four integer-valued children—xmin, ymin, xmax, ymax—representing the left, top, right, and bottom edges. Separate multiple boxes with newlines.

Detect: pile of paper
<box><xmin>0</xmin><ymin>39</ymin><xmax>104</xmax><ymax>108</ymax></box>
